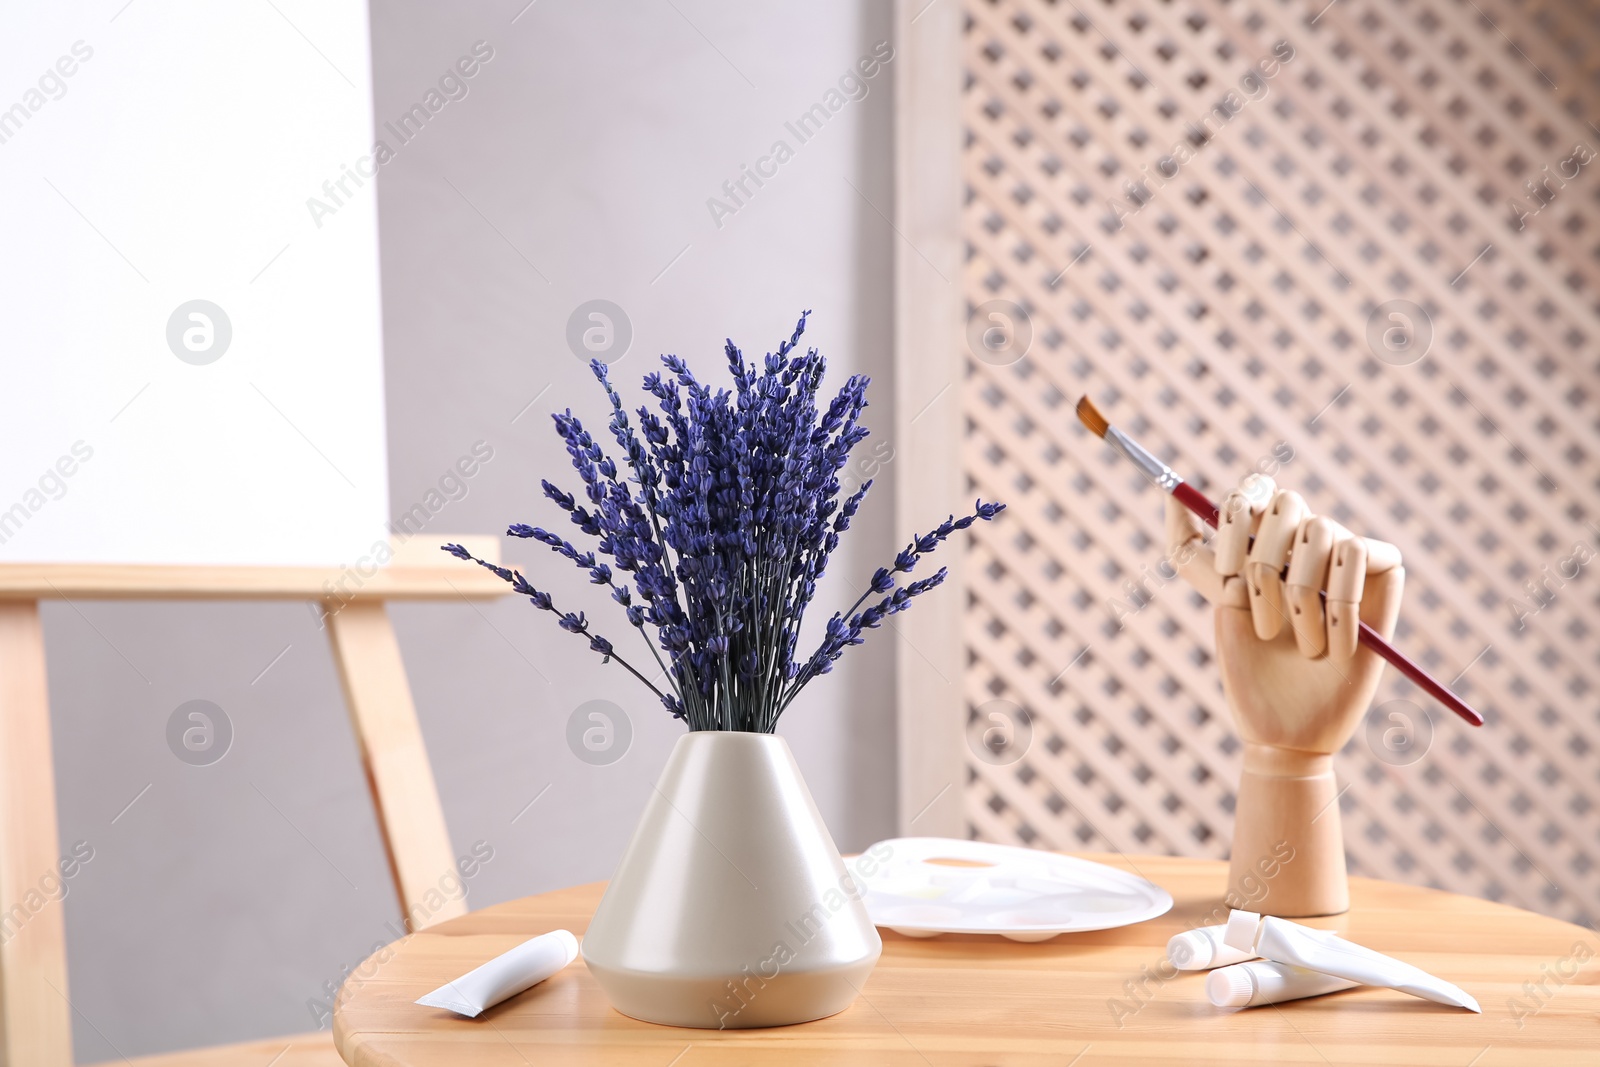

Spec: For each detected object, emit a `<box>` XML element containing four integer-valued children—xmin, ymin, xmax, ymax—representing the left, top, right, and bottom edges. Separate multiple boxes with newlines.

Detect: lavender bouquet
<box><xmin>445</xmin><ymin>312</ymin><xmax>1003</xmax><ymax>732</ymax></box>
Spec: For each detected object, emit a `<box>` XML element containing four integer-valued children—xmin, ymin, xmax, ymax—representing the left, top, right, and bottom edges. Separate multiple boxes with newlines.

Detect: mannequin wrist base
<box><xmin>1228</xmin><ymin>743</ymin><xmax>1349</xmax><ymax>917</ymax></box>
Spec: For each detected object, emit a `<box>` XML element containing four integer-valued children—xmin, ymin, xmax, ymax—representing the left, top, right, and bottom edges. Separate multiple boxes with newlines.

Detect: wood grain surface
<box><xmin>327</xmin><ymin>601</ymin><xmax>468</xmax><ymax>932</ymax></box>
<box><xmin>0</xmin><ymin>602</ymin><xmax>72</xmax><ymax>1067</ymax></box>
<box><xmin>0</xmin><ymin>534</ymin><xmax>505</xmax><ymax>600</ymax></box>
<box><xmin>333</xmin><ymin>854</ymin><xmax>1600</xmax><ymax>1066</ymax></box>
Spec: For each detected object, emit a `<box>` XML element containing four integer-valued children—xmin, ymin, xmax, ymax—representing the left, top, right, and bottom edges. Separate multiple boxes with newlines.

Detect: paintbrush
<box><xmin>1075</xmin><ymin>396</ymin><xmax>1484</xmax><ymax>728</ymax></box>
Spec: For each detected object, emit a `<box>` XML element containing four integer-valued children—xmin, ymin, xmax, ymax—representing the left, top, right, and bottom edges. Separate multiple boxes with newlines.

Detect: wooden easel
<box><xmin>0</xmin><ymin>536</ymin><xmax>506</xmax><ymax>1067</ymax></box>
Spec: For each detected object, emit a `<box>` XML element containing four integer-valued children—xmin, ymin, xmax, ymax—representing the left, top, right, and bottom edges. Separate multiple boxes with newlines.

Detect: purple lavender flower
<box><xmin>444</xmin><ymin>313</ymin><xmax>1004</xmax><ymax>732</ymax></box>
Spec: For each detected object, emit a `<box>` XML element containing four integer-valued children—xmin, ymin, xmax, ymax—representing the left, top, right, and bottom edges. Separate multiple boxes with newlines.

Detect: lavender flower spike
<box><xmin>446</xmin><ymin>313</ymin><xmax>1004</xmax><ymax>732</ymax></box>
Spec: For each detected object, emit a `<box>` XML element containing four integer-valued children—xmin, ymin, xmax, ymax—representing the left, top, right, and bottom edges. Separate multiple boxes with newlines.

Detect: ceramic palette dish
<box><xmin>857</xmin><ymin>837</ymin><xmax>1173</xmax><ymax>942</ymax></box>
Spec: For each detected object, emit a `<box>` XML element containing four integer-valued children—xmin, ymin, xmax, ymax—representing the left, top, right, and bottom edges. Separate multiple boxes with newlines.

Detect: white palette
<box><xmin>859</xmin><ymin>838</ymin><xmax>1173</xmax><ymax>942</ymax></box>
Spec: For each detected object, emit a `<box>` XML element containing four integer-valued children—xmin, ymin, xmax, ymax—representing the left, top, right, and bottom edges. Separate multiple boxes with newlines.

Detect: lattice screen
<box><xmin>960</xmin><ymin>0</ymin><xmax>1600</xmax><ymax>926</ymax></box>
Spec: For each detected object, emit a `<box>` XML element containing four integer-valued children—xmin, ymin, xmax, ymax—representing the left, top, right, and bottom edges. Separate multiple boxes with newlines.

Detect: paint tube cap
<box><xmin>1224</xmin><ymin>909</ymin><xmax>1262</xmax><ymax>953</ymax></box>
<box><xmin>1206</xmin><ymin>964</ymin><xmax>1257</xmax><ymax>1008</ymax></box>
<box><xmin>551</xmin><ymin>929</ymin><xmax>580</xmax><ymax>965</ymax></box>
<box><xmin>1167</xmin><ymin>928</ymin><xmax>1218</xmax><ymax>970</ymax></box>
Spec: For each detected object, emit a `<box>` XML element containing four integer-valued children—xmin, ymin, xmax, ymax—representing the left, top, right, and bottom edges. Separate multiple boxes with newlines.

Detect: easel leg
<box><xmin>325</xmin><ymin>600</ymin><xmax>465</xmax><ymax>932</ymax></box>
<box><xmin>0</xmin><ymin>601</ymin><xmax>72</xmax><ymax>1067</ymax></box>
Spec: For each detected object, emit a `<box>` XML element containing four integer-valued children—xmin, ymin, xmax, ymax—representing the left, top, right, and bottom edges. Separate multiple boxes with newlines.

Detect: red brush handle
<box><xmin>1173</xmin><ymin>482</ymin><xmax>1220</xmax><ymax>529</ymax></box>
<box><xmin>1172</xmin><ymin>479</ymin><xmax>1483</xmax><ymax>728</ymax></box>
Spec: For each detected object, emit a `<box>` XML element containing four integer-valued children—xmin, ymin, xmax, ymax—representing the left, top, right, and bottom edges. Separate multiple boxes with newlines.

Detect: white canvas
<box><xmin>0</xmin><ymin>0</ymin><xmax>389</xmax><ymax>565</ymax></box>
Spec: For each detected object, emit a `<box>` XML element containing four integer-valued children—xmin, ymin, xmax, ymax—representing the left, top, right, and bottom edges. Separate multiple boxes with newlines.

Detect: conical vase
<box><xmin>581</xmin><ymin>731</ymin><xmax>882</xmax><ymax>1028</ymax></box>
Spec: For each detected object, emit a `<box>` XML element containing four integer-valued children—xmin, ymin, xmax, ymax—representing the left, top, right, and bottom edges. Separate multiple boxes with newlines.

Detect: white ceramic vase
<box><xmin>581</xmin><ymin>731</ymin><xmax>882</xmax><ymax>1029</ymax></box>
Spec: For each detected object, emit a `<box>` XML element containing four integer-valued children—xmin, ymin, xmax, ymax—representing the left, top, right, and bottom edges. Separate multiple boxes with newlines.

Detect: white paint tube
<box><xmin>415</xmin><ymin>929</ymin><xmax>579</xmax><ymax>1018</ymax></box>
<box><xmin>1167</xmin><ymin>923</ymin><xmax>1258</xmax><ymax>970</ymax></box>
<box><xmin>1207</xmin><ymin>959</ymin><xmax>1361</xmax><ymax>1008</ymax></box>
<box><xmin>1223</xmin><ymin>909</ymin><xmax>1480</xmax><ymax>1012</ymax></box>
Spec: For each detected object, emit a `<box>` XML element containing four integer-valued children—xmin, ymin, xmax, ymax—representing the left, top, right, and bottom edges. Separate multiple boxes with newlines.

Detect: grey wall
<box><xmin>54</xmin><ymin>1</ymin><xmax>898</xmax><ymax>1058</ymax></box>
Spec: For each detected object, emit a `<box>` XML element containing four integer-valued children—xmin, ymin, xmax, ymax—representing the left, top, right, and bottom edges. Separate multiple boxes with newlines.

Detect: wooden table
<box><xmin>333</xmin><ymin>854</ymin><xmax>1599</xmax><ymax>1065</ymax></box>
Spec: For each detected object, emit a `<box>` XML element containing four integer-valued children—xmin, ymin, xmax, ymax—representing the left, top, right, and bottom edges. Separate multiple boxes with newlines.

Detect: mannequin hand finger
<box><xmin>1246</xmin><ymin>489</ymin><xmax>1308</xmax><ymax>641</ymax></box>
<box><xmin>1286</xmin><ymin>516</ymin><xmax>1335</xmax><ymax>658</ymax></box>
<box><xmin>1237</xmin><ymin>472</ymin><xmax>1276</xmax><ymax>531</ymax></box>
<box><xmin>1362</xmin><ymin>536</ymin><xmax>1402</xmax><ymax>576</ymax></box>
<box><xmin>1215</xmin><ymin>484</ymin><xmax>1269</xmax><ymax>577</ymax></box>
<box><xmin>1327</xmin><ymin>535</ymin><xmax>1367</xmax><ymax>663</ymax></box>
<box><xmin>1166</xmin><ymin>496</ymin><xmax>1224</xmax><ymax>604</ymax></box>
<box><xmin>1166</xmin><ymin>493</ymin><xmax>1205</xmax><ymax>555</ymax></box>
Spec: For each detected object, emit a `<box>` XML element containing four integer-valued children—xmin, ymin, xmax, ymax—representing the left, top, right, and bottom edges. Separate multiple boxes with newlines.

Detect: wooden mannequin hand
<box><xmin>1166</xmin><ymin>480</ymin><xmax>1404</xmax><ymax>755</ymax></box>
<box><xmin>1168</xmin><ymin>479</ymin><xmax>1404</xmax><ymax>916</ymax></box>
<box><xmin>1164</xmin><ymin>478</ymin><xmax>1404</xmax><ymax>915</ymax></box>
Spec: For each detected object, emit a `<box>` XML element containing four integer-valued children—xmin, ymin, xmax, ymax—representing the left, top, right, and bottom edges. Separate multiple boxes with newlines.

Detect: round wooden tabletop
<box><xmin>333</xmin><ymin>854</ymin><xmax>1598</xmax><ymax>1066</ymax></box>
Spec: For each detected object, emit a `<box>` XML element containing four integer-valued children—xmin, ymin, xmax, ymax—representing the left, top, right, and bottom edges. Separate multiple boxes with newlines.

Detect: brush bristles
<box><xmin>1075</xmin><ymin>395</ymin><xmax>1109</xmax><ymax>439</ymax></box>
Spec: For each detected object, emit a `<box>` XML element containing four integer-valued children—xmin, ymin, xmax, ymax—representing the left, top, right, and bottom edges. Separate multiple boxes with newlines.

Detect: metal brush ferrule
<box><xmin>1105</xmin><ymin>426</ymin><xmax>1181</xmax><ymax>491</ymax></box>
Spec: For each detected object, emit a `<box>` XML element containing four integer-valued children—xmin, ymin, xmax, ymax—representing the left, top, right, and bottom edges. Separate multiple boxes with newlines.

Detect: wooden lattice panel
<box><xmin>960</xmin><ymin>0</ymin><xmax>1600</xmax><ymax>925</ymax></box>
